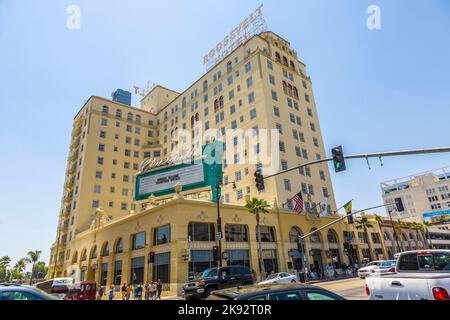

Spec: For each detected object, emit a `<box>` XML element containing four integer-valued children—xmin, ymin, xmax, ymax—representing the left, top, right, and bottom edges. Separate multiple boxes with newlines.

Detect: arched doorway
<box><xmin>288</xmin><ymin>226</ymin><xmax>304</xmax><ymax>271</ymax></box>
<box><xmin>309</xmin><ymin>228</ymin><xmax>324</xmax><ymax>278</ymax></box>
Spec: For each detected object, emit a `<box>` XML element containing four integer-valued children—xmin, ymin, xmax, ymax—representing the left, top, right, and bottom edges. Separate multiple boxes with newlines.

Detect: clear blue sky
<box><xmin>1</xmin><ymin>0</ymin><xmax>449</xmax><ymax>267</ymax></box>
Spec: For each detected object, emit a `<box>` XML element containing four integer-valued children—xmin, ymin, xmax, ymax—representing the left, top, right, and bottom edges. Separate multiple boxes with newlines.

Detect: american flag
<box><xmin>292</xmin><ymin>192</ymin><xmax>304</xmax><ymax>214</ymax></box>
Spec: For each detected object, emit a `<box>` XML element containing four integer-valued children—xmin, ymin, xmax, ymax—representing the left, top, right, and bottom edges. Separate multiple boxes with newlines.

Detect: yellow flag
<box><xmin>344</xmin><ymin>201</ymin><xmax>352</xmax><ymax>214</ymax></box>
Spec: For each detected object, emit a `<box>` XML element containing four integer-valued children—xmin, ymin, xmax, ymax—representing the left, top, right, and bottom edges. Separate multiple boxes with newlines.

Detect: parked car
<box><xmin>206</xmin><ymin>283</ymin><xmax>346</xmax><ymax>300</ymax></box>
<box><xmin>258</xmin><ymin>272</ymin><xmax>299</xmax><ymax>285</ymax></box>
<box><xmin>365</xmin><ymin>250</ymin><xmax>450</xmax><ymax>300</ymax></box>
<box><xmin>357</xmin><ymin>260</ymin><xmax>397</xmax><ymax>279</ymax></box>
<box><xmin>183</xmin><ymin>266</ymin><xmax>255</xmax><ymax>300</ymax></box>
<box><xmin>0</xmin><ymin>284</ymin><xmax>59</xmax><ymax>300</ymax></box>
<box><xmin>63</xmin><ymin>281</ymin><xmax>97</xmax><ymax>300</ymax></box>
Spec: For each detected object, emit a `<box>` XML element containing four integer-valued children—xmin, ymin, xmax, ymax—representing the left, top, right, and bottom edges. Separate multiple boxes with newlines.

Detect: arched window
<box><xmin>227</xmin><ymin>61</ymin><xmax>232</xmax><ymax>73</ymax></box>
<box><xmin>214</xmin><ymin>99</ymin><xmax>219</xmax><ymax>112</ymax></box>
<box><xmin>282</xmin><ymin>56</ymin><xmax>288</xmax><ymax>66</ymax></box>
<box><xmin>219</xmin><ymin>96</ymin><xmax>224</xmax><ymax>108</ymax></box>
<box><xmin>293</xmin><ymin>86</ymin><xmax>299</xmax><ymax>99</ymax></box>
<box><xmin>188</xmin><ymin>222</ymin><xmax>215</xmax><ymax>242</ymax></box>
<box><xmin>288</xmin><ymin>84</ymin><xmax>293</xmax><ymax>96</ymax></box>
<box><xmin>282</xmin><ymin>81</ymin><xmax>288</xmax><ymax>94</ymax></box>
<box><xmin>90</xmin><ymin>245</ymin><xmax>97</xmax><ymax>259</ymax></box>
<box><xmin>203</xmin><ymin>80</ymin><xmax>208</xmax><ymax>91</ymax></box>
<box><xmin>80</xmin><ymin>248</ymin><xmax>87</xmax><ymax>261</ymax></box>
<box><xmin>127</xmin><ymin>112</ymin><xmax>133</xmax><ymax>121</ymax></box>
<box><xmin>72</xmin><ymin>251</ymin><xmax>78</xmax><ymax>263</ymax></box>
<box><xmin>289</xmin><ymin>60</ymin><xmax>296</xmax><ymax>71</ymax></box>
<box><xmin>402</xmin><ymin>233</ymin><xmax>408</xmax><ymax>241</ymax></box>
<box><xmin>289</xmin><ymin>227</ymin><xmax>302</xmax><ymax>243</ymax></box>
<box><xmin>101</xmin><ymin>242</ymin><xmax>109</xmax><ymax>257</ymax></box>
<box><xmin>256</xmin><ymin>226</ymin><xmax>276</xmax><ymax>242</ymax></box>
<box><xmin>115</xmin><ymin>238</ymin><xmax>124</xmax><ymax>253</ymax></box>
<box><xmin>275</xmin><ymin>52</ymin><xmax>281</xmax><ymax>62</ymax></box>
<box><xmin>225</xmin><ymin>224</ymin><xmax>248</xmax><ymax>242</ymax></box>
<box><xmin>327</xmin><ymin>229</ymin><xmax>339</xmax><ymax>243</ymax></box>
<box><xmin>310</xmin><ymin>228</ymin><xmax>322</xmax><ymax>243</ymax></box>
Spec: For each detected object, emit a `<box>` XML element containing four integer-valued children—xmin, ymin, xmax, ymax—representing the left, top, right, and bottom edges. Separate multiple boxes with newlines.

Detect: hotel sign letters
<box><xmin>203</xmin><ymin>4</ymin><xmax>267</xmax><ymax>70</ymax></box>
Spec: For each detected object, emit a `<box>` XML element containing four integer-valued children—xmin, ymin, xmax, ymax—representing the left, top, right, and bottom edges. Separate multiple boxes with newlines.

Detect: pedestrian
<box><xmin>144</xmin><ymin>283</ymin><xmax>149</xmax><ymax>300</ymax></box>
<box><xmin>97</xmin><ymin>285</ymin><xmax>104</xmax><ymax>300</ymax></box>
<box><xmin>126</xmin><ymin>284</ymin><xmax>132</xmax><ymax>300</ymax></box>
<box><xmin>149</xmin><ymin>281</ymin><xmax>156</xmax><ymax>300</ymax></box>
<box><xmin>121</xmin><ymin>283</ymin><xmax>127</xmax><ymax>300</ymax></box>
<box><xmin>156</xmin><ymin>279</ymin><xmax>163</xmax><ymax>300</ymax></box>
<box><xmin>135</xmin><ymin>283</ymin><xmax>143</xmax><ymax>300</ymax></box>
<box><xmin>108</xmin><ymin>285</ymin><xmax>115</xmax><ymax>300</ymax></box>
<box><xmin>324</xmin><ymin>263</ymin><xmax>329</xmax><ymax>278</ymax></box>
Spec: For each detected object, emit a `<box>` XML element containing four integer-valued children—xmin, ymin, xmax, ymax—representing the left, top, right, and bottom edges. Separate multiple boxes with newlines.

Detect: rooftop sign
<box><xmin>203</xmin><ymin>4</ymin><xmax>267</xmax><ymax>71</ymax></box>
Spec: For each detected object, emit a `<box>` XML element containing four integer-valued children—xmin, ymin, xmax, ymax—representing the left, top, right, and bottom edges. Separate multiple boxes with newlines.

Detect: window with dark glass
<box><xmin>114</xmin><ymin>260</ymin><xmax>122</xmax><ymax>285</ymax></box>
<box><xmin>130</xmin><ymin>256</ymin><xmax>145</xmax><ymax>285</ymax></box>
<box><xmin>102</xmin><ymin>243</ymin><xmax>109</xmax><ymax>256</ymax></box>
<box><xmin>256</xmin><ymin>226</ymin><xmax>276</xmax><ymax>242</ymax></box>
<box><xmin>132</xmin><ymin>232</ymin><xmax>146</xmax><ymax>250</ymax></box>
<box><xmin>188</xmin><ymin>222</ymin><xmax>215</xmax><ymax>241</ymax></box>
<box><xmin>152</xmin><ymin>252</ymin><xmax>170</xmax><ymax>284</ymax></box>
<box><xmin>115</xmin><ymin>238</ymin><xmax>123</xmax><ymax>253</ymax></box>
<box><xmin>225</xmin><ymin>224</ymin><xmax>248</xmax><ymax>242</ymax></box>
<box><xmin>153</xmin><ymin>225</ymin><xmax>170</xmax><ymax>245</ymax></box>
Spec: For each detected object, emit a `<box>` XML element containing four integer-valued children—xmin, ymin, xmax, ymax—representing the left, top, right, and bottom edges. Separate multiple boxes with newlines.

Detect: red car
<box><xmin>63</xmin><ymin>281</ymin><xmax>97</xmax><ymax>300</ymax></box>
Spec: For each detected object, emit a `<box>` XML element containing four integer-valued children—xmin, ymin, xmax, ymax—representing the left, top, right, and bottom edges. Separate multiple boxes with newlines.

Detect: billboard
<box><xmin>422</xmin><ymin>210</ymin><xmax>450</xmax><ymax>225</ymax></box>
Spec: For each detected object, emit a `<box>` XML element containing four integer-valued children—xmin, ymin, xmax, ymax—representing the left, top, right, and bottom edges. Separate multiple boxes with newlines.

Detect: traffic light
<box><xmin>343</xmin><ymin>242</ymin><xmax>350</xmax><ymax>255</ymax></box>
<box><xmin>148</xmin><ymin>251</ymin><xmax>155</xmax><ymax>263</ymax></box>
<box><xmin>331</xmin><ymin>146</ymin><xmax>346</xmax><ymax>173</ymax></box>
<box><xmin>395</xmin><ymin>197</ymin><xmax>404</xmax><ymax>212</ymax></box>
<box><xmin>212</xmin><ymin>246</ymin><xmax>219</xmax><ymax>261</ymax></box>
<box><xmin>254</xmin><ymin>169</ymin><xmax>265</xmax><ymax>192</ymax></box>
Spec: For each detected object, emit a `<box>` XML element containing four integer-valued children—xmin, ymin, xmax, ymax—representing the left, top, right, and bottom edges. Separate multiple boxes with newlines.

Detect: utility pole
<box><xmin>215</xmin><ymin>182</ymin><xmax>223</xmax><ymax>267</ymax></box>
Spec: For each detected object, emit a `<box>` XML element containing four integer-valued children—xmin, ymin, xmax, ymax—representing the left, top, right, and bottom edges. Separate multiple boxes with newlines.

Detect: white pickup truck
<box><xmin>365</xmin><ymin>250</ymin><xmax>450</xmax><ymax>300</ymax></box>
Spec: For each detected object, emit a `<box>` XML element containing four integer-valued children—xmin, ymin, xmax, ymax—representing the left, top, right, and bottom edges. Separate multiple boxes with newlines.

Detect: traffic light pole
<box><xmin>215</xmin><ymin>182</ymin><xmax>223</xmax><ymax>267</ymax></box>
<box><xmin>262</xmin><ymin>146</ymin><xmax>450</xmax><ymax>180</ymax></box>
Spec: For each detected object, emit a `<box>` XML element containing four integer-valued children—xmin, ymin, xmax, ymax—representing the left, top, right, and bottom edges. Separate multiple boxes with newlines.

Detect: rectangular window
<box><xmin>284</xmin><ymin>179</ymin><xmax>291</xmax><ymax>191</ymax></box>
<box><xmin>273</xmin><ymin>106</ymin><xmax>280</xmax><ymax>117</ymax></box>
<box><xmin>132</xmin><ymin>232</ymin><xmax>146</xmax><ymax>250</ymax></box>
<box><xmin>248</xmin><ymin>92</ymin><xmax>255</xmax><ymax>104</ymax></box>
<box><xmin>98</xmin><ymin>144</ymin><xmax>105</xmax><ymax>152</ymax></box>
<box><xmin>245</xmin><ymin>62</ymin><xmax>251</xmax><ymax>73</ymax></box>
<box><xmin>267</xmin><ymin>60</ymin><xmax>273</xmax><ymax>70</ymax></box>
<box><xmin>250</xmin><ymin>108</ymin><xmax>257</xmax><ymax>119</ymax></box>
<box><xmin>246</xmin><ymin>77</ymin><xmax>253</xmax><ymax>88</ymax></box>
<box><xmin>152</xmin><ymin>252</ymin><xmax>171</xmax><ymax>283</ymax></box>
<box><xmin>114</xmin><ymin>260</ymin><xmax>122</xmax><ymax>285</ymax></box>
<box><xmin>269</xmin><ymin>75</ymin><xmax>275</xmax><ymax>85</ymax></box>
<box><xmin>271</xmin><ymin>90</ymin><xmax>278</xmax><ymax>101</ymax></box>
<box><xmin>101</xmin><ymin>118</ymin><xmax>108</xmax><ymax>126</ymax></box>
<box><xmin>153</xmin><ymin>225</ymin><xmax>170</xmax><ymax>245</ymax></box>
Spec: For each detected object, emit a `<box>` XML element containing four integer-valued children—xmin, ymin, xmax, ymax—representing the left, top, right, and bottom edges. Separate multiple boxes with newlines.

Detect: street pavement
<box><xmin>164</xmin><ymin>277</ymin><xmax>368</xmax><ymax>300</ymax></box>
<box><xmin>314</xmin><ymin>277</ymin><xmax>367</xmax><ymax>300</ymax></box>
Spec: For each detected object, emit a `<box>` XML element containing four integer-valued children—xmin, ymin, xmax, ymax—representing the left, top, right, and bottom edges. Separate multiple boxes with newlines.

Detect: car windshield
<box><xmin>381</xmin><ymin>260</ymin><xmax>397</xmax><ymax>267</ymax></box>
<box><xmin>202</xmin><ymin>268</ymin><xmax>218</xmax><ymax>278</ymax></box>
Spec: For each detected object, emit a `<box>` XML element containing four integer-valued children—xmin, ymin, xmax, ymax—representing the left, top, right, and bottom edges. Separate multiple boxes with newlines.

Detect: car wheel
<box><xmin>291</xmin><ymin>279</ymin><xmax>296</xmax><ymax>283</ymax></box>
<box><xmin>360</xmin><ymin>276</ymin><xmax>365</xmax><ymax>279</ymax></box>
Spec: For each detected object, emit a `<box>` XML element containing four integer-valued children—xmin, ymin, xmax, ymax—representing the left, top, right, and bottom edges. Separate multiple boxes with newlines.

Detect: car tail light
<box><xmin>432</xmin><ymin>287</ymin><xmax>450</xmax><ymax>300</ymax></box>
<box><xmin>365</xmin><ymin>285</ymin><xmax>370</xmax><ymax>296</ymax></box>
<box><xmin>371</xmin><ymin>269</ymin><xmax>375</xmax><ymax>273</ymax></box>
<box><xmin>417</xmin><ymin>251</ymin><xmax>432</xmax><ymax>255</ymax></box>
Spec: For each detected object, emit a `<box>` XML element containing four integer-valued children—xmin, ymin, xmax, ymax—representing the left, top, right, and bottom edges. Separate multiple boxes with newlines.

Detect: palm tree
<box><xmin>25</xmin><ymin>250</ymin><xmax>42</xmax><ymax>285</ymax></box>
<box><xmin>421</xmin><ymin>221</ymin><xmax>433</xmax><ymax>249</ymax></box>
<box><xmin>0</xmin><ymin>256</ymin><xmax>11</xmax><ymax>267</ymax></box>
<box><xmin>355</xmin><ymin>216</ymin><xmax>374</xmax><ymax>261</ymax></box>
<box><xmin>0</xmin><ymin>256</ymin><xmax>11</xmax><ymax>282</ymax></box>
<box><xmin>410</xmin><ymin>222</ymin><xmax>423</xmax><ymax>249</ymax></box>
<box><xmin>13</xmin><ymin>258</ymin><xmax>27</xmax><ymax>282</ymax></box>
<box><xmin>245</xmin><ymin>197</ymin><xmax>271</xmax><ymax>280</ymax></box>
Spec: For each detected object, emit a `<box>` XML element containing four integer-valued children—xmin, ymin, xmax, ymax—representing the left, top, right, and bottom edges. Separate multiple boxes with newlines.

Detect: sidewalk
<box><xmin>305</xmin><ymin>274</ymin><xmax>358</xmax><ymax>285</ymax></box>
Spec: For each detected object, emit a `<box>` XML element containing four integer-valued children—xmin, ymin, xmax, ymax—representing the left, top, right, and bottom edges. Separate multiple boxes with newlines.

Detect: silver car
<box><xmin>358</xmin><ymin>260</ymin><xmax>397</xmax><ymax>279</ymax></box>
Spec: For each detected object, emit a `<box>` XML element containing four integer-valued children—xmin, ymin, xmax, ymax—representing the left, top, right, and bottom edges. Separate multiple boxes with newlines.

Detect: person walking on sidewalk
<box><xmin>121</xmin><ymin>283</ymin><xmax>127</xmax><ymax>300</ymax></box>
<box><xmin>108</xmin><ymin>285</ymin><xmax>115</xmax><ymax>300</ymax></box>
<box><xmin>126</xmin><ymin>284</ymin><xmax>132</xmax><ymax>300</ymax></box>
<box><xmin>156</xmin><ymin>279</ymin><xmax>163</xmax><ymax>300</ymax></box>
<box><xmin>97</xmin><ymin>285</ymin><xmax>105</xmax><ymax>300</ymax></box>
<box><xmin>149</xmin><ymin>281</ymin><xmax>157</xmax><ymax>300</ymax></box>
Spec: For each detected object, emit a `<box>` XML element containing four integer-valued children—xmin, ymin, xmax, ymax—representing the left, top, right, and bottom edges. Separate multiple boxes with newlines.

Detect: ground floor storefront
<box><xmin>49</xmin><ymin>198</ymin><xmax>389</xmax><ymax>296</ymax></box>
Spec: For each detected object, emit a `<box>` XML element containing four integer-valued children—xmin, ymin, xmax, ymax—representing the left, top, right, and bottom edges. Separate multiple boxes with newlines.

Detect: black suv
<box><xmin>182</xmin><ymin>266</ymin><xmax>255</xmax><ymax>300</ymax></box>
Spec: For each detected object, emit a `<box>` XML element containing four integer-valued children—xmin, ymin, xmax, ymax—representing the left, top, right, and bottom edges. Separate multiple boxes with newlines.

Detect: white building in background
<box><xmin>381</xmin><ymin>166</ymin><xmax>450</xmax><ymax>224</ymax></box>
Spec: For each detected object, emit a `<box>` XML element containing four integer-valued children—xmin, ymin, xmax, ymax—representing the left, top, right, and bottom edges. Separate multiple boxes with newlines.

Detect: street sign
<box><xmin>216</xmin><ymin>232</ymin><xmax>222</xmax><ymax>240</ymax></box>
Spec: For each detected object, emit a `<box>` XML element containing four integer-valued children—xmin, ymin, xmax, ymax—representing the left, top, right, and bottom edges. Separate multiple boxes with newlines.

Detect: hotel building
<box><xmin>48</xmin><ymin>31</ymin><xmax>387</xmax><ymax>296</ymax></box>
